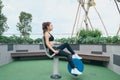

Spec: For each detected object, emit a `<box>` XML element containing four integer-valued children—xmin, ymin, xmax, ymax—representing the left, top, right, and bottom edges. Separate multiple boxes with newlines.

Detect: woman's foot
<box><xmin>72</xmin><ymin>54</ymin><xmax>82</xmax><ymax>59</ymax></box>
<box><xmin>71</xmin><ymin>68</ymin><xmax>82</xmax><ymax>75</ymax></box>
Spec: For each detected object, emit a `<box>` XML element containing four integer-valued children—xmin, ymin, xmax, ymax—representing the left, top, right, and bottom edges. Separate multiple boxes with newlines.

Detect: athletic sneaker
<box><xmin>72</xmin><ymin>54</ymin><xmax>82</xmax><ymax>59</ymax></box>
<box><xmin>71</xmin><ymin>68</ymin><xmax>82</xmax><ymax>75</ymax></box>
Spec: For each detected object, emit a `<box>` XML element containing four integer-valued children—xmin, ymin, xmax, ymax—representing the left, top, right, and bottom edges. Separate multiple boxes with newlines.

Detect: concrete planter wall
<box><xmin>0</xmin><ymin>45</ymin><xmax>13</xmax><ymax>66</ymax></box>
<box><xmin>106</xmin><ymin>45</ymin><xmax>120</xmax><ymax>75</ymax></box>
<box><xmin>79</xmin><ymin>44</ymin><xmax>103</xmax><ymax>53</ymax></box>
<box><xmin>14</xmin><ymin>44</ymin><xmax>42</xmax><ymax>52</ymax></box>
<box><xmin>0</xmin><ymin>44</ymin><xmax>120</xmax><ymax>75</ymax></box>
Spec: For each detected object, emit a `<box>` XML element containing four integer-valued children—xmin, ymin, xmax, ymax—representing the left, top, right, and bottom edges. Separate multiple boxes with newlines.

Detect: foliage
<box><xmin>0</xmin><ymin>35</ymin><xmax>120</xmax><ymax>44</ymax></box>
<box><xmin>55</xmin><ymin>37</ymin><xmax>76</xmax><ymax>44</ymax></box>
<box><xmin>76</xmin><ymin>29</ymin><xmax>103</xmax><ymax>44</ymax></box>
<box><xmin>0</xmin><ymin>29</ymin><xmax>120</xmax><ymax>44</ymax></box>
<box><xmin>0</xmin><ymin>35</ymin><xmax>8</xmax><ymax>43</ymax></box>
<box><xmin>0</xmin><ymin>35</ymin><xmax>42</xmax><ymax>44</ymax></box>
<box><xmin>112</xmin><ymin>36</ymin><xmax>120</xmax><ymax>44</ymax></box>
<box><xmin>16</xmin><ymin>11</ymin><xmax>32</xmax><ymax>38</ymax></box>
<box><xmin>56</xmin><ymin>29</ymin><xmax>120</xmax><ymax>44</ymax></box>
<box><xmin>34</xmin><ymin>38</ymin><xmax>42</xmax><ymax>44</ymax></box>
<box><xmin>0</xmin><ymin>0</ymin><xmax>9</xmax><ymax>35</ymax></box>
<box><xmin>77</xmin><ymin>29</ymin><xmax>102</xmax><ymax>38</ymax></box>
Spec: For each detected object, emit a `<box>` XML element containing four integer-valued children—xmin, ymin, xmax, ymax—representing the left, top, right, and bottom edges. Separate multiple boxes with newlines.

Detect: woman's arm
<box><xmin>44</xmin><ymin>32</ymin><xmax>59</xmax><ymax>54</ymax></box>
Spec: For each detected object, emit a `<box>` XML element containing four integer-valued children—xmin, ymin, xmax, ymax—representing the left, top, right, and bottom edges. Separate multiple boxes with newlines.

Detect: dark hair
<box><xmin>42</xmin><ymin>22</ymin><xmax>51</xmax><ymax>34</ymax></box>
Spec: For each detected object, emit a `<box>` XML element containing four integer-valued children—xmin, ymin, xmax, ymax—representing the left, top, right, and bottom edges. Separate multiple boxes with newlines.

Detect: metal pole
<box><xmin>94</xmin><ymin>6</ymin><xmax>109</xmax><ymax>36</ymax></box>
<box><xmin>71</xmin><ymin>3</ymin><xmax>81</xmax><ymax>37</ymax></box>
<box><xmin>114</xmin><ymin>0</ymin><xmax>120</xmax><ymax>14</ymax></box>
<box><xmin>116</xmin><ymin>25</ymin><xmax>120</xmax><ymax>35</ymax></box>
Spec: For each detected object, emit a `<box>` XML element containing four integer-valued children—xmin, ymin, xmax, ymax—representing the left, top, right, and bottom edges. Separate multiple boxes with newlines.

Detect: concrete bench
<box><xmin>11</xmin><ymin>51</ymin><xmax>110</xmax><ymax>62</ymax></box>
<box><xmin>78</xmin><ymin>52</ymin><xmax>110</xmax><ymax>63</ymax></box>
<box><xmin>11</xmin><ymin>52</ymin><xmax>46</xmax><ymax>57</ymax></box>
<box><xmin>11</xmin><ymin>52</ymin><xmax>47</xmax><ymax>60</ymax></box>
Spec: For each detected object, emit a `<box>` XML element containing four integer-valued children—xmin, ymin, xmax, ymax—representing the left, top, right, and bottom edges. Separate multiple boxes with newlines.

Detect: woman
<box><xmin>42</xmin><ymin>22</ymin><xmax>82</xmax><ymax>75</ymax></box>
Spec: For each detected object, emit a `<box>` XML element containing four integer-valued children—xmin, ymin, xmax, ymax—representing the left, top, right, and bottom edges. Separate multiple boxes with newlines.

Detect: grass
<box><xmin>0</xmin><ymin>60</ymin><xmax>120</xmax><ymax>80</ymax></box>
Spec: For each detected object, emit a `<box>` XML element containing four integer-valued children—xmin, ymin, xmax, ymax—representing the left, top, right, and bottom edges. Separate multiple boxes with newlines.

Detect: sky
<box><xmin>1</xmin><ymin>0</ymin><xmax>120</xmax><ymax>39</ymax></box>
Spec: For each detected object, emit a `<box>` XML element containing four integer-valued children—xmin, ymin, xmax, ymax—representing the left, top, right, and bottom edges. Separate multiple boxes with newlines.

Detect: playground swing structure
<box><xmin>72</xmin><ymin>0</ymin><xmax>120</xmax><ymax>39</ymax></box>
<box><xmin>72</xmin><ymin>0</ymin><xmax>109</xmax><ymax>39</ymax></box>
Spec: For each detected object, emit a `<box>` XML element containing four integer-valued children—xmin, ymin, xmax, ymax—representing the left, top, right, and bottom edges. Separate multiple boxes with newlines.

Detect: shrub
<box><xmin>34</xmin><ymin>38</ymin><xmax>42</xmax><ymax>44</ymax></box>
<box><xmin>112</xmin><ymin>36</ymin><xmax>120</xmax><ymax>44</ymax></box>
<box><xmin>78</xmin><ymin>29</ymin><xmax>102</xmax><ymax>38</ymax></box>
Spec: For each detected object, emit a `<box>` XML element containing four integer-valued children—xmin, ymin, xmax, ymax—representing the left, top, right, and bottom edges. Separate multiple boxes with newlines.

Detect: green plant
<box><xmin>76</xmin><ymin>29</ymin><xmax>102</xmax><ymax>44</ymax></box>
<box><xmin>34</xmin><ymin>38</ymin><xmax>42</xmax><ymax>44</ymax></box>
<box><xmin>112</xmin><ymin>36</ymin><xmax>120</xmax><ymax>44</ymax></box>
<box><xmin>77</xmin><ymin>29</ymin><xmax>102</xmax><ymax>38</ymax></box>
<box><xmin>26</xmin><ymin>38</ymin><xmax>34</xmax><ymax>44</ymax></box>
<box><xmin>106</xmin><ymin>36</ymin><xmax>112</xmax><ymax>44</ymax></box>
<box><xmin>0</xmin><ymin>35</ymin><xmax>8</xmax><ymax>43</ymax></box>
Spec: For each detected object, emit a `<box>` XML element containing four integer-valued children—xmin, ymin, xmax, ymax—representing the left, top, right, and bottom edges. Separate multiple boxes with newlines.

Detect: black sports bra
<box><xmin>49</xmin><ymin>33</ymin><xmax>54</xmax><ymax>41</ymax></box>
<box><xmin>44</xmin><ymin>33</ymin><xmax>54</xmax><ymax>48</ymax></box>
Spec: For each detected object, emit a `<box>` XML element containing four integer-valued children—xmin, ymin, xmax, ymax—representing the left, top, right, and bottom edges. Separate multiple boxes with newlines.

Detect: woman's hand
<box><xmin>54</xmin><ymin>50</ymin><xmax>59</xmax><ymax>54</ymax></box>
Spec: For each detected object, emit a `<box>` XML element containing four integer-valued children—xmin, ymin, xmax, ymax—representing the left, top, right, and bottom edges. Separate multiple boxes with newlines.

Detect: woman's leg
<box><xmin>56</xmin><ymin>50</ymin><xmax>82</xmax><ymax>75</ymax></box>
<box><xmin>56</xmin><ymin>50</ymin><xmax>75</xmax><ymax>68</ymax></box>
<box><xmin>57</xmin><ymin>43</ymin><xmax>75</xmax><ymax>55</ymax></box>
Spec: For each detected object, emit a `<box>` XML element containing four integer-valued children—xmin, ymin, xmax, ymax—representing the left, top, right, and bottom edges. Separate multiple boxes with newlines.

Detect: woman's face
<box><xmin>48</xmin><ymin>23</ymin><xmax>53</xmax><ymax>31</ymax></box>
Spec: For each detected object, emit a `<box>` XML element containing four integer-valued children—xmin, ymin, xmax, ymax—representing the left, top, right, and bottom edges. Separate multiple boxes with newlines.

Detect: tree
<box><xmin>0</xmin><ymin>0</ymin><xmax>9</xmax><ymax>35</ymax></box>
<box><xmin>16</xmin><ymin>11</ymin><xmax>32</xmax><ymax>38</ymax></box>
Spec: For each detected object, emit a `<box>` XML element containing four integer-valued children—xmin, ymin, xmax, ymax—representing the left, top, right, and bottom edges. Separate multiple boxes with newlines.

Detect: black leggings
<box><xmin>49</xmin><ymin>43</ymin><xmax>75</xmax><ymax>68</ymax></box>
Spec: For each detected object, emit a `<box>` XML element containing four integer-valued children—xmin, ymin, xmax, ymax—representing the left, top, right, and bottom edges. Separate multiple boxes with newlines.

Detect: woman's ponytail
<box><xmin>42</xmin><ymin>22</ymin><xmax>51</xmax><ymax>34</ymax></box>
